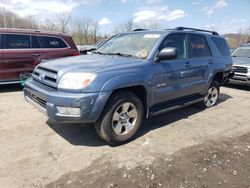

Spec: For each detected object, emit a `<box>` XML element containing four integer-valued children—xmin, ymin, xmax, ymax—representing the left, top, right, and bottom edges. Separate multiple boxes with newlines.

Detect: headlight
<box><xmin>58</xmin><ymin>72</ymin><xmax>96</xmax><ymax>90</ymax></box>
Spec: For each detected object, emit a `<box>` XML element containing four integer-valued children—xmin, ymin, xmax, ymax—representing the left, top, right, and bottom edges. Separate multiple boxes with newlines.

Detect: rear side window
<box><xmin>38</xmin><ymin>36</ymin><xmax>68</xmax><ymax>48</ymax></box>
<box><xmin>211</xmin><ymin>37</ymin><xmax>230</xmax><ymax>56</ymax></box>
<box><xmin>4</xmin><ymin>34</ymin><xmax>31</xmax><ymax>49</ymax></box>
<box><xmin>31</xmin><ymin>35</ymin><xmax>41</xmax><ymax>48</ymax></box>
<box><xmin>189</xmin><ymin>34</ymin><xmax>211</xmax><ymax>58</ymax></box>
<box><xmin>0</xmin><ymin>34</ymin><xmax>3</xmax><ymax>49</ymax></box>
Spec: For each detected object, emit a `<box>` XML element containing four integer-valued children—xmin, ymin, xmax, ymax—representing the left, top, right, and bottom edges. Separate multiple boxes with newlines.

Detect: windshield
<box><xmin>232</xmin><ymin>45</ymin><xmax>250</xmax><ymax>58</ymax></box>
<box><xmin>96</xmin><ymin>32</ymin><xmax>162</xmax><ymax>59</ymax></box>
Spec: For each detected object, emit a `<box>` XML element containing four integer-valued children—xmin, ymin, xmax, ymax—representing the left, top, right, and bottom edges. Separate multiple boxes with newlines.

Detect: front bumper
<box><xmin>229</xmin><ymin>72</ymin><xmax>250</xmax><ymax>86</ymax></box>
<box><xmin>24</xmin><ymin>78</ymin><xmax>111</xmax><ymax>123</ymax></box>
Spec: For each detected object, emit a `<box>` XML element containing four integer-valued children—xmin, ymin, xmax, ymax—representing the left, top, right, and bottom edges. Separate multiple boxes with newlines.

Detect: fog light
<box><xmin>56</xmin><ymin>106</ymin><xmax>81</xmax><ymax>116</ymax></box>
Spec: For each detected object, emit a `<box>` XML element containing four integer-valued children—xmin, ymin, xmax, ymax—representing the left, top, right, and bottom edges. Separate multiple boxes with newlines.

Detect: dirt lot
<box><xmin>0</xmin><ymin>84</ymin><xmax>250</xmax><ymax>188</ymax></box>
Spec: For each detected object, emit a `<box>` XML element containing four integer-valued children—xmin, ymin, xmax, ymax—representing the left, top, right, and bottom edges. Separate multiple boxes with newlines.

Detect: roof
<box><xmin>131</xmin><ymin>26</ymin><xmax>220</xmax><ymax>36</ymax></box>
<box><xmin>0</xmin><ymin>28</ymin><xmax>67</xmax><ymax>36</ymax></box>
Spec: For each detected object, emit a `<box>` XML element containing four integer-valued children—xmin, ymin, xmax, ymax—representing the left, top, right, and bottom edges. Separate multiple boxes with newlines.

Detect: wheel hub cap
<box><xmin>204</xmin><ymin>87</ymin><xmax>218</xmax><ymax>107</ymax></box>
<box><xmin>112</xmin><ymin>102</ymin><xmax>138</xmax><ymax>135</ymax></box>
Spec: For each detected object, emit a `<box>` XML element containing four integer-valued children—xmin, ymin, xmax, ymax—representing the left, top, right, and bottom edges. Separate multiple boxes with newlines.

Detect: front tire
<box><xmin>95</xmin><ymin>91</ymin><xmax>144</xmax><ymax>145</ymax></box>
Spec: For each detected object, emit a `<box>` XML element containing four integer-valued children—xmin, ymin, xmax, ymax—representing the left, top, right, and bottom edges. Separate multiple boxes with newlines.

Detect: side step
<box><xmin>150</xmin><ymin>96</ymin><xmax>204</xmax><ymax>117</ymax></box>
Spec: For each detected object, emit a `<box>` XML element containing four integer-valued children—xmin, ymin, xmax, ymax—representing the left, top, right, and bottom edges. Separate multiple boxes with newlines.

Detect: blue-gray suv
<box><xmin>24</xmin><ymin>27</ymin><xmax>233</xmax><ymax>144</ymax></box>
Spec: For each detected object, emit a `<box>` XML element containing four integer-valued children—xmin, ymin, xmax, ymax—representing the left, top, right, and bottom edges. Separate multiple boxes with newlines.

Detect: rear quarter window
<box><xmin>211</xmin><ymin>37</ymin><xmax>230</xmax><ymax>56</ymax></box>
<box><xmin>39</xmin><ymin>36</ymin><xmax>68</xmax><ymax>48</ymax></box>
<box><xmin>4</xmin><ymin>34</ymin><xmax>31</xmax><ymax>49</ymax></box>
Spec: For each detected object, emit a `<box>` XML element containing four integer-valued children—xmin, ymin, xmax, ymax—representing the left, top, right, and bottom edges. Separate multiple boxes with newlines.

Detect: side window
<box><xmin>189</xmin><ymin>34</ymin><xmax>211</xmax><ymax>58</ymax></box>
<box><xmin>31</xmin><ymin>35</ymin><xmax>41</xmax><ymax>48</ymax></box>
<box><xmin>4</xmin><ymin>34</ymin><xmax>31</xmax><ymax>49</ymax></box>
<box><xmin>38</xmin><ymin>36</ymin><xmax>68</xmax><ymax>48</ymax></box>
<box><xmin>159</xmin><ymin>33</ymin><xmax>187</xmax><ymax>59</ymax></box>
<box><xmin>0</xmin><ymin>34</ymin><xmax>3</xmax><ymax>49</ymax></box>
<box><xmin>211</xmin><ymin>37</ymin><xmax>230</xmax><ymax>56</ymax></box>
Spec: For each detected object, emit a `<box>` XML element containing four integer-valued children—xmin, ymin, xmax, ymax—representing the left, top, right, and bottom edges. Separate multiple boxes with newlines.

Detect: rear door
<box><xmin>0</xmin><ymin>34</ymin><xmax>4</xmax><ymax>81</ymax></box>
<box><xmin>38</xmin><ymin>35</ymin><xmax>73</xmax><ymax>61</ymax></box>
<box><xmin>2</xmin><ymin>34</ymin><xmax>36</xmax><ymax>81</ymax></box>
<box><xmin>186</xmin><ymin>34</ymin><xmax>212</xmax><ymax>93</ymax></box>
<box><xmin>30</xmin><ymin>35</ymin><xmax>42</xmax><ymax>66</ymax></box>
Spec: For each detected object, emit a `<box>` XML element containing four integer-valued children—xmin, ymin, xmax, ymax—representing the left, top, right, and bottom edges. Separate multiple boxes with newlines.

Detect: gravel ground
<box><xmin>0</xmin><ymin>84</ymin><xmax>249</xmax><ymax>188</ymax></box>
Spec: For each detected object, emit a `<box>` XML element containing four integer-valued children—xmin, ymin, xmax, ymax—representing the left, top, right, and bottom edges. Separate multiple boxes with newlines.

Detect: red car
<box><xmin>0</xmin><ymin>28</ymin><xmax>79</xmax><ymax>84</ymax></box>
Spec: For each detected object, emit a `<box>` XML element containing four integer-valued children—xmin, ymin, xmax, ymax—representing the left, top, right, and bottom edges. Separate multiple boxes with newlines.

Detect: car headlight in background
<box><xmin>58</xmin><ymin>72</ymin><xmax>97</xmax><ymax>90</ymax></box>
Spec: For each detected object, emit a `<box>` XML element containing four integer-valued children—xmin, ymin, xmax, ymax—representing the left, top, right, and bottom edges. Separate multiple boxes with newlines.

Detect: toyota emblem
<box><xmin>38</xmin><ymin>73</ymin><xmax>46</xmax><ymax>81</ymax></box>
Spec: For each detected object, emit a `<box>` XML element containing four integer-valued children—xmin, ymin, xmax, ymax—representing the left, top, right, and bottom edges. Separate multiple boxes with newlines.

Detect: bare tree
<box><xmin>42</xmin><ymin>13</ymin><xmax>71</xmax><ymax>33</ymax></box>
<box><xmin>0</xmin><ymin>7</ymin><xmax>39</xmax><ymax>29</ymax></box>
<box><xmin>90</xmin><ymin>20</ymin><xmax>99</xmax><ymax>43</ymax></box>
<box><xmin>113</xmin><ymin>19</ymin><xmax>135</xmax><ymax>34</ymax></box>
<box><xmin>113</xmin><ymin>19</ymin><xmax>162</xmax><ymax>34</ymax></box>
<box><xmin>135</xmin><ymin>22</ymin><xmax>161</xmax><ymax>30</ymax></box>
<box><xmin>72</xmin><ymin>17</ymin><xmax>99</xmax><ymax>45</ymax></box>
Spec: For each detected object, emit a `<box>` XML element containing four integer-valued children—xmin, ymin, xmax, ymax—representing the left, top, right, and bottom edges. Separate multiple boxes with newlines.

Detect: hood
<box><xmin>233</xmin><ymin>56</ymin><xmax>250</xmax><ymax>67</ymax></box>
<box><xmin>77</xmin><ymin>45</ymin><xmax>96</xmax><ymax>51</ymax></box>
<box><xmin>38</xmin><ymin>54</ymin><xmax>143</xmax><ymax>73</ymax></box>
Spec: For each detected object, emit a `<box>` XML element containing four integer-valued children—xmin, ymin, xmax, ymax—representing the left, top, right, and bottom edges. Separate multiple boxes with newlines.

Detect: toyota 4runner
<box><xmin>24</xmin><ymin>27</ymin><xmax>233</xmax><ymax>145</ymax></box>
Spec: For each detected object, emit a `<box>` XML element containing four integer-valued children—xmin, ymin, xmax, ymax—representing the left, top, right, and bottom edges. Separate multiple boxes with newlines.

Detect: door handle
<box><xmin>208</xmin><ymin>59</ymin><xmax>213</xmax><ymax>64</ymax></box>
<box><xmin>32</xmin><ymin>53</ymin><xmax>41</xmax><ymax>57</ymax></box>
<box><xmin>185</xmin><ymin>62</ymin><xmax>192</xmax><ymax>68</ymax></box>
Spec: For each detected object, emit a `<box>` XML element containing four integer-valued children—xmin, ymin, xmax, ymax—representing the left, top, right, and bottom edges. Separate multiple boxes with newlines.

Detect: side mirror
<box><xmin>157</xmin><ymin>47</ymin><xmax>178</xmax><ymax>61</ymax></box>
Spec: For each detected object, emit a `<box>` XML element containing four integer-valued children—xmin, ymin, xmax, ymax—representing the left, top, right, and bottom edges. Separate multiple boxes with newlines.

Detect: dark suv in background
<box><xmin>0</xmin><ymin>28</ymin><xmax>79</xmax><ymax>84</ymax></box>
<box><xmin>24</xmin><ymin>27</ymin><xmax>233</xmax><ymax>145</ymax></box>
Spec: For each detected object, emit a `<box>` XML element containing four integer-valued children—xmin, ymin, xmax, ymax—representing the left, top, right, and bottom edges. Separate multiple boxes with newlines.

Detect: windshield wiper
<box><xmin>94</xmin><ymin>51</ymin><xmax>137</xmax><ymax>58</ymax></box>
<box><xmin>105</xmin><ymin>52</ymin><xmax>134</xmax><ymax>58</ymax></box>
<box><xmin>93</xmin><ymin>51</ymin><xmax>106</xmax><ymax>55</ymax></box>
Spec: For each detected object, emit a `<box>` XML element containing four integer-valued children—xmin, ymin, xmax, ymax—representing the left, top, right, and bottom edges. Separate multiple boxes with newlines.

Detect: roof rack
<box><xmin>0</xmin><ymin>28</ymin><xmax>65</xmax><ymax>35</ymax></box>
<box><xmin>174</xmin><ymin>27</ymin><xmax>219</xmax><ymax>35</ymax></box>
<box><xmin>132</xmin><ymin>29</ymin><xmax>148</xmax><ymax>32</ymax></box>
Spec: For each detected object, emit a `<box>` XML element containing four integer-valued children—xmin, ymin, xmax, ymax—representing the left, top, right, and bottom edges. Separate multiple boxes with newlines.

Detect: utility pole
<box><xmin>3</xmin><ymin>7</ymin><xmax>6</xmax><ymax>28</ymax></box>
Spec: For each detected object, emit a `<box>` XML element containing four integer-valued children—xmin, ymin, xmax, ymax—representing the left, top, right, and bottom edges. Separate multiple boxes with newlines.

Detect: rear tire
<box><xmin>95</xmin><ymin>91</ymin><xmax>144</xmax><ymax>145</ymax></box>
<box><xmin>199</xmin><ymin>81</ymin><xmax>220</xmax><ymax>109</ymax></box>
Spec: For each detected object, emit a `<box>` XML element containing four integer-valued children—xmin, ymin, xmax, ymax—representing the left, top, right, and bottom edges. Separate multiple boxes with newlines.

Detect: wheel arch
<box><xmin>100</xmin><ymin>73</ymin><xmax>151</xmax><ymax>117</ymax></box>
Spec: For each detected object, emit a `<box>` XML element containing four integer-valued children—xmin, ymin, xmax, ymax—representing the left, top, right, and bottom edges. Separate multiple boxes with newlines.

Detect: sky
<box><xmin>0</xmin><ymin>0</ymin><xmax>249</xmax><ymax>34</ymax></box>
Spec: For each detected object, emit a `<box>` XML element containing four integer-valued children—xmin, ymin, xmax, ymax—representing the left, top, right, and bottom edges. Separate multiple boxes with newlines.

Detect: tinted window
<box><xmin>211</xmin><ymin>37</ymin><xmax>230</xmax><ymax>56</ymax></box>
<box><xmin>0</xmin><ymin>34</ymin><xmax>3</xmax><ymax>49</ymax></box>
<box><xmin>31</xmin><ymin>35</ymin><xmax>41</xmax><ymax>48</ymax></box>
<box><xmin>39</xmin><ymin>36</ymin><xmax>68</xmax><ymax>48</ymax></box>
<box><xmin>160</xmin><ymin>33</ymin><xmax>188</xmax><ymax>59</ymax></box>
<box><xmin>4</xmin><ymin>34</ymin><xmax>31</xmax><ymax>49</ymax></box>
<box><xmin>189</xmin><ymin>34</ymin><xmax>211</xmax><ymax>58</ymax></box>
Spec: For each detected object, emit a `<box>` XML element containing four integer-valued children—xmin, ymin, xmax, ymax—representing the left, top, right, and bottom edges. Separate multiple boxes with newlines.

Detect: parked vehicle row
<box><xmin>23</xmin><ymin>27</ymin><xmax>234</xmax><ymax>145</ymax></box>
<box><xmin>77</xmin><ymin>39</ymin><xmax>107</xmax><ymax>54</ymax></box>
<box><xmin>0</xmin><ymin>28</ymin><xmax>79</xmax><ymax>84</ymax></box>
<box><xmin>229</xmin><ymin>42</ymin><xmax>250</xmax><ymax>86</ymax></box>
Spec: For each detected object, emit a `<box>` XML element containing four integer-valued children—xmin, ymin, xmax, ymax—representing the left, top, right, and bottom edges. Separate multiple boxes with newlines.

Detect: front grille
<box><xmin>25</xmin><ymin>90</ymin><xmax>47</xmax><ymax>108</ymax></box>
<box><xmin>234</xmin><ymin>66</ymin><xmax>248</xmax><ymax>73</ymax></box>
<box><xmin>32</xmin><ymin>66</ymin><xmax>58</xmax><ymax>88</ymax></box>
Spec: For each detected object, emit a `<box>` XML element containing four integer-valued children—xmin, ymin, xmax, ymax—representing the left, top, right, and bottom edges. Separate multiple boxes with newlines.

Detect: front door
<box><xmin>2</xmin><ymin>34</ymin><xmax>36</xmax><ymax>81</ymax></box>
<box><xmin>153</xmin><ymin>33</ymin><xmax>192</xmax><ymax>104</ymax></box>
